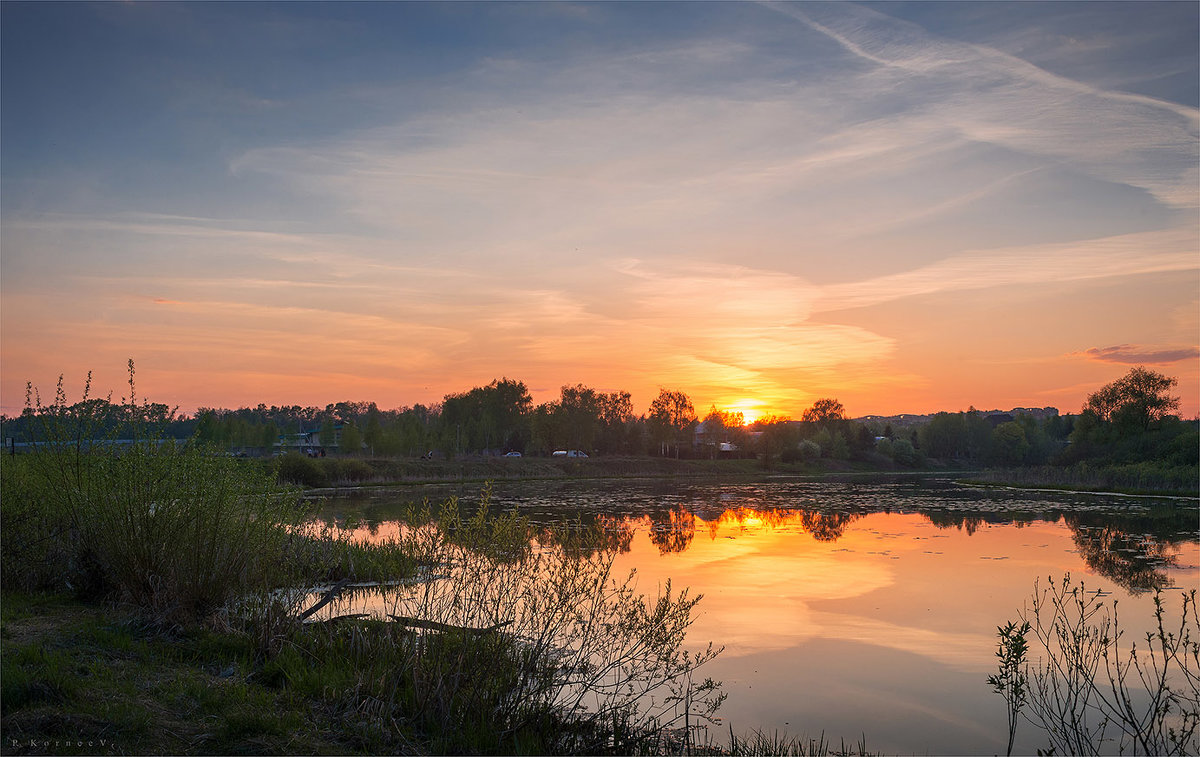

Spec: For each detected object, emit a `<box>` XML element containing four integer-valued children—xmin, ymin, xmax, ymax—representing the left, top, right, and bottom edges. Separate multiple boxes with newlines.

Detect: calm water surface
<box><xmin>312</xmin><ymin>476</ymin><xmax>1199</xmax><ymax>755</ymax></box>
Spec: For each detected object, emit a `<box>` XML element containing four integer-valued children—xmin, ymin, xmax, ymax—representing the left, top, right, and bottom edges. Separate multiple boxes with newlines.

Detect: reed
<box><xmin>970</xmin><ymin>462</ymin><xmax>1200</xmax><ymax>496</ymax></box>
<box><xmin>722</xmin><ymin>727</ymin><xmax>875</xmax><ymax>756</ymax></box>
<box><xmin>9</xmin><ymin>366</ymin><xmax>307</xmax><ymax>625</ymax></box>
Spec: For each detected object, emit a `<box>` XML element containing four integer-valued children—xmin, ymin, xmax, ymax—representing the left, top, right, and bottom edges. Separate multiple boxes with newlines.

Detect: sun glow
<box><xmin>723</xmin><ymin>400</ymin><xmax>763</xmax><ymax>426</ymax></box>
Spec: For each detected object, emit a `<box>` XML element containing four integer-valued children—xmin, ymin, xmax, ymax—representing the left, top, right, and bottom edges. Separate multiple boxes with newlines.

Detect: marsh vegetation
<box><xmin>1</xmin><ymin>370</ymin><xmax>726</xmax><ymax>754</ymax></box>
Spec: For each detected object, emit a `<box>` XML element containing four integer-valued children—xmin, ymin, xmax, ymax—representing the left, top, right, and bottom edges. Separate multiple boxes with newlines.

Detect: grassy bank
<box><xmin>270</xmin><ymin>452</ymin><xmax>955</xmax><ymax>490</ymax></box>
<box><xmin>964</xmin><ymin>462</ymin><xmax>1200</xmax><ymax>498</ymax></box>
<box><xmin>1</xmin><ymin>590</ymin><xmax>876</xmax><ymax>757</ymax></box>
<box><xmin>1</xmin><ymin>588</ymin><xmax>878</xmax><ymax>756</ymax></box>
<box><xmin>1</xmin><ymin>593</ymin><xmax>350</xmax><ymax>756</ymax></box>
<box><xmin>1</xmin><ymin>501</ymin><xmax>725</xmax><ymax>754</ymax></box>
<box><xmin>270</xmin><ymin>453</ymin><xmax>770</xmax><ymax>488</ymax></box>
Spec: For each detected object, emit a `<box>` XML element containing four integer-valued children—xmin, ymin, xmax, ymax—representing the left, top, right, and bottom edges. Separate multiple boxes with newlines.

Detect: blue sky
<box><xmin>3</xmin><ymin>1</ymin><xmax>1197</xmax><ymax>418</ymax></box>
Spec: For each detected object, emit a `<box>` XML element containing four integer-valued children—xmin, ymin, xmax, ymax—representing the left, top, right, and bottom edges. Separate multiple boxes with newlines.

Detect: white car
<box><xmin>503</xmin><ymin>451</ymin><xmax>522</xmax><ymax>457</ymax></box>
<box><xmin>552</xmin><ymin>450</ymin><xmax>589</xmax><ymax>458</ymax></box>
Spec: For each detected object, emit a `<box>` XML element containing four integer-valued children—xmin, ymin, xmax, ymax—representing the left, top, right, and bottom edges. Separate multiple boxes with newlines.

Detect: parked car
<box><xmin>551</xmin><ymin>450</ymin><xmax>588</xmax><ymax>458</ymax></box>
<box><xmin>503</xmin><ymin>451</ymin><xmax>522</xmax><ymax>458</ymax></box>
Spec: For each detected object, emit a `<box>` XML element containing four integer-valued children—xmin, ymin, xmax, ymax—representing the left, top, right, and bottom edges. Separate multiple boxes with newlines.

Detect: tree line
<box><xmin>4</xmin><ymin>367</ymin><xmax>1195</xmax><ymax>480</ymax></box>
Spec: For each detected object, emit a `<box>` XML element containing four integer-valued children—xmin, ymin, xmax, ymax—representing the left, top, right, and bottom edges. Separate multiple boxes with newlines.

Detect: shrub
<box><xmin>0</xmin><ymin>454</ymin><xmax>74</xmax><ymax>592</ymax></box>
<box><xmin>272</xmin><ymin>451</ymin><xmax>329</xmax><ymax>488</ymax></box>
<box><xmin>326</xmin><ymin>457</ymin><xmax>374</xmax><ymax>484</ymax></box>
<box><xmin>874</xmin><ymin>437</ymin><xmax>894</xmax><ymax>459</ymax></box>
<box><xmin>990</xmin><ymin>574</ymin><xmax>1200</xmax><ymax>756</ymax></box>
<box><xmin>797</xmin><ymin>438</ymin><xmax>821</xmax><ymax>462</ymax></box>
<box><xmin>891</xmin><ymin>438</ymin><xmax>919</xmax><ymax>467</ymax></box>
<box><xmin>15</xmin><ymin>366</ymin><xmax>306</xmax><ymax>624</ymax></box>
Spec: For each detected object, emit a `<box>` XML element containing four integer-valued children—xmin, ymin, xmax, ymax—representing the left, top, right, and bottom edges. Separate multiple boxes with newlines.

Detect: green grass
<box><xmin>0</xmin><ymin>595</ymin><xmax>351</xmax><ymax>756</ymax></box>
<box><xmin>0</xmin><ymin>591</ymin><xmax>681</xmax><ymax>755</ymax></box>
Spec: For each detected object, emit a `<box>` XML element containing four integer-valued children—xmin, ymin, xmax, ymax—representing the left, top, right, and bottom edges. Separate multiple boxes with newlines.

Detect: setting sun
<box><xmin>722</xmin><ymin>400</ymin><xmax>764</xmax><ymax>426</ymax></box>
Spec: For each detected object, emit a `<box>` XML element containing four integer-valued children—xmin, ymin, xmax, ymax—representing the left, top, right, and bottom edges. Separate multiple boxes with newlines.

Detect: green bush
<box><xmin>270</xmin><ymin>454</ymin><xmax>377</xmax><ymax>487</ymax></box>
<box><xmin>892</xmin><ymin>438</ymin><xmax>920</xmax><ymax>467</ymax></box>
<box><xmin>0</xmin><ymin>455</ymin><xmax>74</xmax><ymax>592</ymax></box>
<box><xmin>326</xmin><ymin>457</ymin><xmax>374</xmax><ymax>484</ymax></box>
<box><xmin>14</xmin><ymin>367</ymin><xmax>307</xmax><ymax>624</ymax></box>
<box><xmin>272</xmin><ymin>451</ymin><xmax>329</xmax><ymax>488</ymax></box>
<box><xmin>874</xmin><ymin>437</ymin><xmax>894</xmax><ymax>459</ymax></box>
<box><xmin>797</xmin><ymin>438</ymin><xmax>821</xmax><ymax>462</ymax></box>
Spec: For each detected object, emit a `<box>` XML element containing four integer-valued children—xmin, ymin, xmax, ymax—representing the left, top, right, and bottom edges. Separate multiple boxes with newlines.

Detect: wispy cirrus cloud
<box><xmin>814</xmin><ymin>228</ymin><xmax>1198</xmax><ymax>313</ymax></box>
<box><xmin>766</xmin><ymin>1</ymin><xmax>1199</xmax><ymax>211</ymax></box>
<box><xmin>1080</xmin><ymin>344</ymin><xmax>1200</xmax><ymax>365</ymax></box>
<box><xmin>228</xmin><ymin>0</ymin><xmax>1197</xmax><ymax>295</ymax></box>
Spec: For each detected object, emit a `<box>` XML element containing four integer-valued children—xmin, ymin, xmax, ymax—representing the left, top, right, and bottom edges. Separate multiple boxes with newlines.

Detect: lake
<box><xmin>309</xmin><ymin>475</ymin><xmax>1199</xmax><ymax>755</ymax></box>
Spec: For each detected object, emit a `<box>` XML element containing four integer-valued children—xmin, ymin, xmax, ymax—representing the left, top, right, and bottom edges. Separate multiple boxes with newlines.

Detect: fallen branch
<box><xmin>297</xmin><ymin>578</ymin><xmax>352</xmax><ymax>621</ymax></box>
<box><xmin>388</xmin><ymin>614</ymin><xmax>513</xmax><ymax>635</ymax></box>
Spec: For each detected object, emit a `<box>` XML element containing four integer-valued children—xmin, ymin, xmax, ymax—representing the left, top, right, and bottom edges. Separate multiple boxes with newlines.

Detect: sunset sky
<box><xmin>3</xmin><ymin>1</ymin><xmax>1197</xmax><ymax>419</ymax></box>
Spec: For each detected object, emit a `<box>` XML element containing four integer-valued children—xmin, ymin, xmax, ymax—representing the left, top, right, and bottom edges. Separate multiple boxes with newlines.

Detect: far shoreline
<box><xmin>282</xmin><ymin>455</ymin><xmax>1197</xmax><ymax>500</ymax></box>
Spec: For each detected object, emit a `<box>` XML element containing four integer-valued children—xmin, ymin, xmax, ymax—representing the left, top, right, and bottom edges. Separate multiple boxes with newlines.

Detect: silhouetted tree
<box><xmin>647</xmin><ymin>389</ymin><xmax>696</xmax><ymax>458</ymax></box>
<box><xmin>340</xmin><ymin>422</ymin><xmax>363</xmax><ymax>454</ymax></box>
<box><xmin>802</xmin><ymin>398</ymin><xmax>846</xmax><ymax>429</ymax></box>
<box><xmin>1083</xmin><ymin>366</ymin><xmax>1179</xmax><ymax>433</ymax></box>
<box><xmin>991</xmin><ymin>421</ymin><xmax>1030</xmax><ymax>466</ymax></box>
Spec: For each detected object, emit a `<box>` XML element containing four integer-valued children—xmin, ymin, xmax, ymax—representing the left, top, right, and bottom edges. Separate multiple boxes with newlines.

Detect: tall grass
<box><xmin>722</xmin><ymin>729</ymin><xmax>875</xmax><ymax>756</ymax></box>
<box><xmin>6</xmin><ymin>365</ymin><xmax>306</xmax><ymax>624</ymax></box>
<box><xmin>272</xmin><ymin>451</ymin><xmax>378</xmax><ymax>488</ymax></box>
<box><xmin>971</xmin><ymin>462</ymin><xmax>1199</xmax><ymax>495</ymax></box>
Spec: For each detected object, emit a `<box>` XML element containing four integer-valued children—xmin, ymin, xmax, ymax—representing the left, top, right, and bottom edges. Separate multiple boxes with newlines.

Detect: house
<box><xmin>694</xmin><ymin>421</ymin><xmax>740</xmax><ymax>454</ymax></box>
<box><xmin>276</xmin><ymin>424</ymin><xmax>343</xmax><ymax>455</ymax></box>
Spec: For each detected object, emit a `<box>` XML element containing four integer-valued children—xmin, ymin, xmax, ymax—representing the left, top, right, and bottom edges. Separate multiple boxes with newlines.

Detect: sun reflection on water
<box><xmin>311</xmin><ymin>481</ymin><xmax>1199</xmax><ymax>754</ymax></box>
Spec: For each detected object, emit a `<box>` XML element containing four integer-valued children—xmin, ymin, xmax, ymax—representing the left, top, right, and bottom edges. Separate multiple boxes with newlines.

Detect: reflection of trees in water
<box><xmin>647</xmin><ymin>507</ymin><xmax>697</xmax><ymax>555</ymax></box>
<box><xmin>799</xmin><ymin>510</ymin><xmax>862</xmax><ymax>542</ymax></box>
<box><xmin>919</xmin><ymin>506</ymin><xmax>1195</xmax><ymax>594</ymax></box>
<box><xmin>538</xmin><ymin>516</ymin><xmax>635</xmax><ymax>557</ymax></box>
<box><xmin>613</xmin><ymin>503</ymin><xmax>1194</xmax><ymax>594</ymax></box>
<box><xmin>921</xmin><ymin>510</ymin><xmax>1039</xmax><ymax>536</ymax></box>
<box><xmin>377</xmin><ymin>487</ymin><xmax>1197</xmax><ymax>594</ymax></box>
<box><xmin>1061</xmin><ymin>511</ymin><xmax>1188</xmax><ymax>594</ymax></box>
<box><xmin>622</xmin><ymin>505</ymin><xmax>867</xmax><ymax>553</ymax></box>
<box><xmin>712</xmin><ymin>507</ymin><xmax>793</xmax><ymax>531</ymax></box>
<box><xmin>589</xmin><ymin>516</ymin><xmax>635</xmax><ymax>555</ymax></box>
